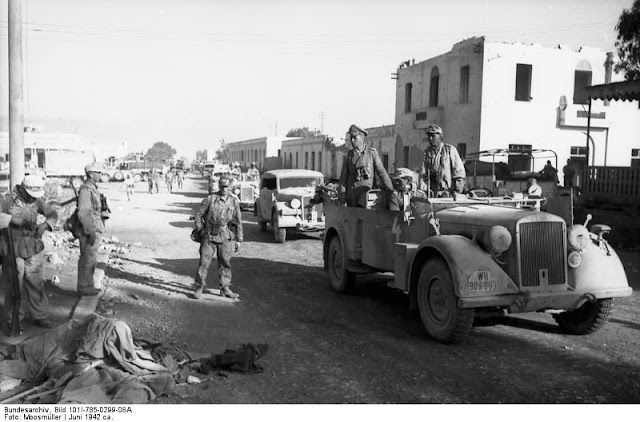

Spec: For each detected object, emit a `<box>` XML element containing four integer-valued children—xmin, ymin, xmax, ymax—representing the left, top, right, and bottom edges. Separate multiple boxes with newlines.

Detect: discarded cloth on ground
<box><xmin>199</xmin><ymin>343</ymin><xmax>268</xmax><ymax>374</ymax></box>
<box><xmin>0</xmin><ymin>313</ymin><xmax>173</xmax><ymax>404</ymax></box>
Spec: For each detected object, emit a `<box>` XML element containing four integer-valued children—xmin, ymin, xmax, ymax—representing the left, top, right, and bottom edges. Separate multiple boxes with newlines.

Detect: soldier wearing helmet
<box><xmin>339</xmin><ymin>124</ymin><xmax>393</xmax><ymax>206</ymax></box>
<box><xmin>0</xmin><ymin>174</ymin><xmax>58</xmax><ymax>329</ymax></box>
<box><xmin>418</xmin><ymin>125</ymin><xmax>465</xmax><ymax>195</ymax></box>
<box><xmin>193</xmin><ymin>175</ymin><xmax>243</xmax><ymax>299</ymax></box>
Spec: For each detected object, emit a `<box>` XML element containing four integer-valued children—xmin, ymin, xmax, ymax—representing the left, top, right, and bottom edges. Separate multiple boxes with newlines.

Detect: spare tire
<box><xmin>113</xmin><ymin>171</ymin><xmax>125</xmax><ymax>181</ymax></box>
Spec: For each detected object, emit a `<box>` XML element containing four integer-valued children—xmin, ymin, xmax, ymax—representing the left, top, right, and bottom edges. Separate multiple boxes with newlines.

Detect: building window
<box><xmin>570</xmin><ymin>146</ymin><xmax>587</xmax><ymax>157</ymax></box>
<box><xmin>403</xmin><ymin>146</ymin><xmax>410</xmax><ymax>168</ymax></box>
<box><xmin>459</xmin><ymin>65</ymin><xmax>470</xmax><ymax>104</ymax></box>
<box><xmin>405</xmin><ymin>83</ymin><xmax>412</xmax><ymax>113</ymax></box>
<box><xmin>318</xmin><ymin>151</ymin><xmax>322</xmax><ymax>172</ymax></box>
<box><xmin>295</xmin><ymin>152</ymin><xmax>299</xmax><ymax>168</ymax></box>
<box><xmin>331</xmin><ymin>153</ymin><xmax>336</xmax><ymax>177</ymax></box>
<box><xmin>457</xmin><ymin>143</ymin><xmax>467</xmax><ymax>159</ymax></box>
<box><xmin>429</xmin><ymin>67</ymin><xmax>439</xmax><ymax>107</ymax></box>
<box><xmin>382</xmin><ymin>153</ymin><xmax>389</xmax><ymax>171</ymax></box>
<box><xmin>305</xmin><ymin>152</ymin><xmax>309</xmax><ymax>169</ymax></box>
<box><xmin>311</xmin><ymin>151</ymin><xmax>315</xmax><ymax>170</ymax></box>
<box><xmin>515</xmin><ymin>63</ymin><xmax>532</xmax><ymax>101</ymax></box>
<box><xmin>573</xmin><ymin>60</ymin><xmax>593</xmax><ymax>105</ymax></box>
<box><xmin>631</xmin><ymin>149</ymin><xmax>640</xmax><ymax>169</ymax></box>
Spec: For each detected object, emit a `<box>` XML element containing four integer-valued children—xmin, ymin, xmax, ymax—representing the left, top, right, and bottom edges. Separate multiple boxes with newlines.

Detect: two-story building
<box><xmin>393</xmin><ymin>36</ymin><xmax>640</xmax><ymax>184</ymax></box>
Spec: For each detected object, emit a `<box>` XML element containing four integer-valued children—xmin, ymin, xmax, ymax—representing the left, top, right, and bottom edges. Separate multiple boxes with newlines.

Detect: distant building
<box><xmin>226</xmin><ymin>136</ymin><xmax>300</xmax><ymax>171</ymax></box>
<box><xmin>393</xmin><ymin>36</ymin><xmax>640</xmax><ymax>183</ymax></box>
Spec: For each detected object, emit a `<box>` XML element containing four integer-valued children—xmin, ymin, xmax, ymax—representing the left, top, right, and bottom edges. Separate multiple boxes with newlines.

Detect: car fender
<box><xmin>410</xmin><ymin>235</ymin><xmax>519</xmax><ymax>299</ymax></box>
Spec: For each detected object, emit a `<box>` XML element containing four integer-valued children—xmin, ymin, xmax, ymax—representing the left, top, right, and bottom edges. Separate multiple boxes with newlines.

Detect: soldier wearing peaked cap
<box><xmin>418</xmin><ymin>124</ymin><xmax>466</xmax><ymax>195</ymax></box>
<box><xmin>0</xmin><ymin>174</ymin><xmax>58</xmax><ymax>329</ymax></box>
<box><xmin>76</xmin><ymin>163</ymin><xmax>107</xmax><ymax>296</ymax></box>
<box><xmin>339</xmin><ymin>123</ymin><xmax>393</xmax><ymax>206</ymax></box>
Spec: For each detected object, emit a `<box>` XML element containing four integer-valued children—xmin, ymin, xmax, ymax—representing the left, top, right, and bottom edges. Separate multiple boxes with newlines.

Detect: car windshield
<box><xmin>279</xmin><ymin>177</ymin><xmax>322</xmax><ymax>190</ymax></box>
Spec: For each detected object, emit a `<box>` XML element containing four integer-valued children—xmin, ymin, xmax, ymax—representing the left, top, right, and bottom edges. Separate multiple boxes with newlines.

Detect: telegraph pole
<box><xmin>319</xmin><ymin>111</ymin><xmax>325</xmax><ymax>134</ymax></box>
<box><xmin>9</xmin><ymin>0</ymin><xmax>25</xmax><ymax>189</ymax></box>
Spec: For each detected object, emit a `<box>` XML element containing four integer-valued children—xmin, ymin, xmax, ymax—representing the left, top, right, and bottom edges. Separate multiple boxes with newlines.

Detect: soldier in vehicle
<box><xmin>193</xmin><ymin>175</ymin><xmax>243</xmax><ymax>299</ymax></box>
<box><xmin>247</xmin><ymin>162</ymin><xmax>260</xmax><ymax>180</ymax></box>
<box><xmin>418</xmin><ymin>125</ymin><xmax>465</xmax><ymax>196</ymax></box>
<box><xmin>388</xmin><ymin>168</ymin><xmax>427</xmax><ymax>211</ymax></box>
<box><xmin>525</xmin><ymin>177</ymin><xmax>543</xmax><ymax>197</ymax></box>
<box><xmin>338</xmin><ymin>124</ymin><xmax>393</xmax><ymax>207</ymax></box>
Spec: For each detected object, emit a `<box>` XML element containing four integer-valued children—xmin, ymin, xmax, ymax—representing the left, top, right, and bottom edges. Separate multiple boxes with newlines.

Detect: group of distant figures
<box><xmin>142</xmin><ymin>168</ymin><xmax>185</xmax><ymax>196</ymax></box>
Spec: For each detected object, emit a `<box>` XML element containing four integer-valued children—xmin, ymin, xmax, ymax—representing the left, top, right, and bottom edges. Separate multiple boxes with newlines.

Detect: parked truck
<box><xmin>25</xmin><ymin>148</ymin><xmax>96</xmax><ymax>189</ymax></box>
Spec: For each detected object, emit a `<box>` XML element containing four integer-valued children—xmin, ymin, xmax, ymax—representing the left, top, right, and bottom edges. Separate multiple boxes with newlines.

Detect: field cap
<box><xmin>425</xmin><ymin>125</ymin><xmax>443</xmax><ymax>135</ymax></box>
<box><xmin>22</xmin><ymin>174</ymin><xmax>45</xmax><ymax>198</ymax></box>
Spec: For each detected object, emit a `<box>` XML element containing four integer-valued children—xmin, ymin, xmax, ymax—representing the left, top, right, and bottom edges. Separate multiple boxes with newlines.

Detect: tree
<box><xmin>615</xmin><ymin>0</ymin><xmax>640</xmax><ymax>81</ymax></box>
<box><xmin>286</xmin><ymin>127</ymin><xmax>321</xmax><ymax>138</ymax></box>
<box><xmin>145</xmin><ymin>142</ymin><xmax>177</xmax><ymax>162</ymax></box>
<box><xmin>216</xmin><ymin>138</ymin><xmax>228</xmax><ymax>161</ymax></box>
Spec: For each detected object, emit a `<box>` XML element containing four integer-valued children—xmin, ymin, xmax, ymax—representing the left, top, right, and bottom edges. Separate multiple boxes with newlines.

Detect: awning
<box><xmin>585</xmin><ymin>80</ymin><xmax>640</xmax><ymax>102</ymax></box>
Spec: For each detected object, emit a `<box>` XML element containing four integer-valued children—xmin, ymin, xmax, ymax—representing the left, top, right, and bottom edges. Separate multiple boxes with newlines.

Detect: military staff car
<box><xmin>322</xmin><ymin>190</ymin><xmax>631</xmax><ymax>343</ymax></box>
<box><xmin>232</xmin><ymin>173</ymin><xmax>259</xmax><ymax>210</ymax></box>
<box><xmin>255</xmin><ymin>169</ymin><xmax>325</xmax><ymax>243</ymax></box>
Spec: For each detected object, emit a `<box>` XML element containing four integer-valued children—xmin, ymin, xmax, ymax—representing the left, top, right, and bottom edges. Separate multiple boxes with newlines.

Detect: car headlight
<box><xmin>483</xmin><ymin>225</ymin><xmax>512</xmax><ymax>255</ymax></box>
<box><xmin>568</xmin><ymin>251</ymin><xmax>582</xmax><ymax>268</ymax></box>
<box><xmin>290</xmin><ymin>198</ymin><xmax>301</xmax><ymax>209</ymax></box>
<box><xmin>233</xmin><ymin>187</ymin><xmax>240</xmax><ymax>195</ymax></box>
<box><xmin>567</xmin><ymin>224</ymin><xmax>589</xmax><ymax>251</ymax></box>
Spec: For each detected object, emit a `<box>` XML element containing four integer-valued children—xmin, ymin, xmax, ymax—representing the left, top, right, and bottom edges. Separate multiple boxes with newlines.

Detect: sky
<box><xmin>0</xmin><ymin>0</ymin><xmax>634</xmax><ymax>160</ymax></box>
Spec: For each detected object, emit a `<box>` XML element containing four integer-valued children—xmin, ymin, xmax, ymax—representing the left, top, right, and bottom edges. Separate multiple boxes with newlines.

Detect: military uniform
<box><xmin>0</xmin><ymin>179</ymin><xmax>57</xmax><ymax>326</ymax></box>
<box><xmin>194</xmin><ymin>189</ymin><xmax>243</xmax><ymax>297</ymax></box>
<box><xmin>419</xmin><ymin>142</ymin><xmax>465</xmax><ymax>193</ymax></box>
<box><xmin>76</xmin><ymin>176</ymin><xmax>105</xmax><ymax>295</ymax></box>
<box><xmin>339</xmin><ymin>146</ymin><xmax>393</xmax><ymax>206</ymax></box>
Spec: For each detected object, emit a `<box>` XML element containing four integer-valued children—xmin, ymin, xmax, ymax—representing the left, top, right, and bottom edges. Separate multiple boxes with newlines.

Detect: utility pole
<box><xmin>275</xmin><ymin>121</ymin><xmax>278</xmax><ymax>136</ymax></box>
<box><xmin>9</xmin><ymin>0</ymin><xmax>25</xmax><ymax>189</ymax></box>
<box><xmin>319</xmin><ymin>111</ymin><xmax>325</xmax><ymax>134</ymax></box>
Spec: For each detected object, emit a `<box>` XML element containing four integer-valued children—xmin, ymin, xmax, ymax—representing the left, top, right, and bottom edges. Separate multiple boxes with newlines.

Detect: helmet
<box><xmin>218</xmin><ymin>176</ymin><xmax>231</xmax><ymax>187</ymax></box>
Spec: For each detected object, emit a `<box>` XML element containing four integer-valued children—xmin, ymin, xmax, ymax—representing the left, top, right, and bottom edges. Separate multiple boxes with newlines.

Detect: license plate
<box><xmin>467</xmin><ymin>270</ymin><xmax>497</xmax><ymax>292</ymax></box>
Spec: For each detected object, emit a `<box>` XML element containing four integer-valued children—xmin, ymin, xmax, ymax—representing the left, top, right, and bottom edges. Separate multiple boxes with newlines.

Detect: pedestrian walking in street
<box><xmin>176</xmin><ymin>170</ymin><xmax>184</xmax><ymax>189</ymax></box>
<box><xmin>193</xmin><ymin>176</ymin><xmax>243</xmax><ymax>299</ymax></box>
<box><xmin>148</xmin><ymin>169</ymin><xmax>156</xmax><ymax>194</ymax></box>
<box><xmin>124</xmin><ymin>173</ymin><xmax>135</xmax><ymax>201</ymax></box>
<box><xmin>75</xmin><ymin>163</ymin><xmax>108</xmax><ymax>296</ymax></box>
<box><xmin>165</xmin><ymin>170</ymin><xmax>174</xmax><ymax>193</ymax></box>
<box><xmin>0</xmin><ymin>175</ymin><xmax>57</xmax><ymax>329</ymax></box>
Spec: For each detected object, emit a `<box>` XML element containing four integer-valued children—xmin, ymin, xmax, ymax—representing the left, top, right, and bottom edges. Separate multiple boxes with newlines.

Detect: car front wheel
<box><xmin>272</xmin><ymin>211</ymin><xmax>286</xmax><ymax>243</ymax></box>
<box><xmin>553</xmin><ymin>298</ymin><xmax>612</xmax><ymax>335</ymax></box>
<box><xmin>417</xmin><ymin>257</ymin><xmax>474</xmax><ymax>343</ymax></box>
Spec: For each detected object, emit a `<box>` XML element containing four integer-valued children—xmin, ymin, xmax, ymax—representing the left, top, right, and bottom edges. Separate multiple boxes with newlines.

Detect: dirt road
<box><xmin>96</xmin><ymin>173</ymin><xmax>640</xmax><ymax>404</ymax></box>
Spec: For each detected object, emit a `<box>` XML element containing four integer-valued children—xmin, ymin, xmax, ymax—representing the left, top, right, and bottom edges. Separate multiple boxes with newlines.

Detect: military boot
<box><xmin>220</xmin><ymin>286</ymin><xmax>239</xmax><ymax>299</ymax></box>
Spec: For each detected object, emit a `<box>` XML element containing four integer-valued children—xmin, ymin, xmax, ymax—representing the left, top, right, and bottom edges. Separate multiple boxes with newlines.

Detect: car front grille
<box><xmin>517</xmin><ymin>220</ymin><xmax>566</xmax><ymax>287</ymax></box>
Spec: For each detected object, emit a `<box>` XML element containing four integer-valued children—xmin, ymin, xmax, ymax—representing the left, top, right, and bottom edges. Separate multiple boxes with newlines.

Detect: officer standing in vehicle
<box><xmin>0</xmin><ymin>175</ymin><xmax>57</xmax><ymax>328</ymax></box>
<box><xmin>193</xmin><ymin>175</ymin><xmax>243</xmax><ymax>299</ymax></box>
<box><xmin>339</xmin><ymin>124</ymin><xmax>393</xmax><ymax>206</ymax></box>
<box><xmin>418</xmin><ymin>125</ymin><xmax>465</xmax><ymax>195</ymax></box>
<box><xmin>76</xmin><ymin>163</ymin><xmax>108</xmax><ymax>296</ymax></box>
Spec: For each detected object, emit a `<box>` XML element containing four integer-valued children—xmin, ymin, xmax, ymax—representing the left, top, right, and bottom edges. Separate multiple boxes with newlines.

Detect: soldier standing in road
<box><xmin>176</xmin><ymin>170</ymin><xmax>184</xmax><ymax>189</ymax></box>
<box><xmin>76</xmin><ymin>163</ymin><xmax>108</xmax><ymax>296</ymax></box>
<box><xmin>0</xmin><ymin>175</ymin><xmax>57</xmax><ymax>328</ymax></box>
<box><xmin>124</xmin><ymin>173</ymin><xmax>135</xmax><ymax>201</ymax></box>
<box><xmin>338</xmin><ymin>124</ymin><xmax>393</xmax><ymax>207</ymax></box>
<box><xmin>165</xmin><ymin>170</ymin><xmax>174</xmax><ymax>193</ymax></box>
<box><xmin>193</xmin><ymin>175</ymin><xmax>243</xmax><ymax>299</ymax></box>
<box><xmin>418</xmin><ymin>125</ymin><xmax>466</xmax><ymax>196</ymax></box>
